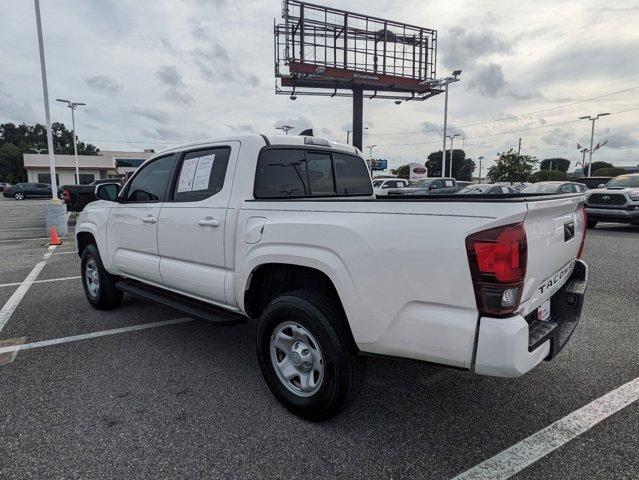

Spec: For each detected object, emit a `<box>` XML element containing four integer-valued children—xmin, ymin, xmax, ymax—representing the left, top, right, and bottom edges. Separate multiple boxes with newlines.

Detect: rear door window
<box><xmin>171</xmin><ymin>147</ymin><xmax>230</xmax><ymax>202</ymax></box>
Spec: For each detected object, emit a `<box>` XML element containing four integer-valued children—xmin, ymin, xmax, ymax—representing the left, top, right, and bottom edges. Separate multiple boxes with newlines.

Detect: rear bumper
<box><xmin>586</xmin><ymin>205</ymin><xmax>639</xmax><ymax>222</ymax></box>
<box><xmin>474</xmin><ymin>259</ymin><xmax>588</xmax><ymax>377</ymax></box>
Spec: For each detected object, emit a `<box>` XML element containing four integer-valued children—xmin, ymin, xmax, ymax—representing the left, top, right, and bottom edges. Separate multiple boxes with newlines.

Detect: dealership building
<box><xmin>22</xmin><ymin>150</ymin><xmax>155</xmax><ymax>185</ymax></box>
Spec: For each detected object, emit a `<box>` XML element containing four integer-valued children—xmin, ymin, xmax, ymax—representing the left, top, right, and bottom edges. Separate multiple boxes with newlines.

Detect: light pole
<box><xmin>34</xmin><ymin>0</ymin><xmax>58</xmax><ymax>200</ymax></box>
<box><xmin>422</xmin><ymin>70</ymin><xmax>462</xmax><ymax>177</ymax></box>
<box><xmin>276</xmin><ymin>125</ymin><xmax>295</xmax><ymax>135</ymax></box>
<box><xmin>579</xmin><ymin>113</ymin><xmax>610</xmax><ymax>177</ymax></box>
<box><xmin>57</xmin><ymin>99</ymin><xmax>86</xmax><ymax>185</ymax></box>
<box><xmin>366</xmin><ymin>145</ymin><xmax>377</xmax><ymax>177</ymax></box>
<box><xmin>446</xmin><ymin>133</ymin><xmax>461</xmax><ymax>178</ymax></box>
<box><xmin>478</xmin><ymin>155</ymin><xmax>484</xmax><ymax>183</ymax></box>
<box><xmin>346</xmin><ymin>126</ymin><xmax>368</xmax><ymax>145</ymax></box>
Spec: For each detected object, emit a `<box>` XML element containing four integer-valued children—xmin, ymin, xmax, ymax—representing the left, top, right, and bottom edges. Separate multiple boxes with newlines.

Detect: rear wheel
<box><xmin>587</xmin><ymin>219</ymin><xmax>598</xmax><ymax>229</ymax></box>
<box><xmin>81</xmin><ymin>243</ymin><xmax>123</xmax><ymax>309</ymax></box>
<box><xmin>13</xmin><ymin>192</ymin><xmax>24</xmax><ymax>200</ymax></box>
<box><xmin>256</xmin><ymin>290</ymin><xmax>366</xmax><ymax>421</ymax></box>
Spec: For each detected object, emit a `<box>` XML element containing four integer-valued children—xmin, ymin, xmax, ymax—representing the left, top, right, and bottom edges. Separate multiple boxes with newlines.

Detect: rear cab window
<box><xmin>254</xmin><ymin>148</ymin><xmax>372</xmax><ymax>198</ymax></box>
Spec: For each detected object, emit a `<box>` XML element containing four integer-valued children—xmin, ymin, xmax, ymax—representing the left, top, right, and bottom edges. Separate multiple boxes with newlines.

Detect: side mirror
<box><xmin>597</xmin><ymin>184</ymin><xmax>605</xmax><ymax>188</ymax></box>
<box><xmin>95</xmin><ymin>183</ymin><xmax>121</xmax><ymax>202</ymax></box>
<box><xmin>429</xmin><ymin>184</ymin><xmax>437</xmax><ymax>190</ymax></box>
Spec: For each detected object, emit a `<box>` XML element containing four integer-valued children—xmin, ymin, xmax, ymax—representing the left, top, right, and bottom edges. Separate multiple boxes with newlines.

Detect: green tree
<box><xmin>390</xmin><ymin>164</ymin><xmax>410</xmax><ymax>179</ymax></box>
<box><xmin>540</xmin><ymin>158</ymin><xmax>570</xmax><ymax>172</ymax></box>
<box><xmin>487</xmin><ymin>149</ymin><xmax>537</xmax><ymax>183</ymax></box>
<box><xmin>0</xmin><ymin>122</ymin><xmax>100</xmax><ymax>182</ymax></box>
<box><xmin>588</xmin><ymin>161</ymin><xmax>613</xmax><ymax>173</ymax></box>
<box><xmin>425</xmin><ymin>150</ymin><xmax>475</xmax><ymax>180</ymax></box>
<box><xmin>529</xmin><ymin>170</ymin><xmax>568</xmax><ymax>182</ymax></box>
<box><xmin>592</xmin><ymin>167</ymin><xmax>627</xmax><ymax>177</ymax></box>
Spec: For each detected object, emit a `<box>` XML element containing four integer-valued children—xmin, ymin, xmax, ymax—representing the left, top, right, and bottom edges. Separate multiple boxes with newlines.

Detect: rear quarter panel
<box><xmin>235</xmin><ymin>199</ymin><xmax>528</xmax><ymax>368</ymax></box>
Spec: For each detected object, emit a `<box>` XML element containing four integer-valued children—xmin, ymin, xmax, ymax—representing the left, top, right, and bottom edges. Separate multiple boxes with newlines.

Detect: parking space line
<box><xmin>0</xmin><ymin>317</ymin><xmax>194</xmax><ymax>356</ymax></box>
<box><xmin>452</xmin><ymin>376</ymin><xmax>639</xmax><ymax>480</ymax></box>
<box><xmin>0</xmin><ymin>276</ymin><xmax>81</xmax><ymax>289</ymax></box>
<box><xmin>52</xmin><ymin>251</ymin><xmax>77</xmax><ymax>255</ymax></box>
<box><xmin>0</xmin><ymin>245</ymin><xmax>57</xmax><ymax>334</ymax></box>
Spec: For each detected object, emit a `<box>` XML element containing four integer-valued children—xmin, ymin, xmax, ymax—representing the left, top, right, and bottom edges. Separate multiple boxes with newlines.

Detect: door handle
<box><xmin>198</xmin><ymin>217</ymin><xmax>220</xmax><ymax>227</ymax></box>
<box><xmin>141</xmin><ymin>215</ymin><xmax>157</xmax><ymax>224</ymax></box>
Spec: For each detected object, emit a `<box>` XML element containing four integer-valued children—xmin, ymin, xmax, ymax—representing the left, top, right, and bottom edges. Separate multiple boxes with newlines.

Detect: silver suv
<box><xmin>585</xmin><ymin>174</ymin><xmax>639</xmax><ymax>228</ymax></box>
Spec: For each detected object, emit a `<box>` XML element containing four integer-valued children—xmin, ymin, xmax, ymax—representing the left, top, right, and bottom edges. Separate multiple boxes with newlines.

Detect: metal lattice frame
<box><xmin>274</xmin><ymin>0</ymin><xmax>439</xmax><ymax>100</ymax></box>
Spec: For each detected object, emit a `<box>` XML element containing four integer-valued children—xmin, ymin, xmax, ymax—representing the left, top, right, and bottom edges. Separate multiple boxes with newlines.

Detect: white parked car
<box><xmin>76</xmin><ymin>134</ymin><xmax>589</xmax><ymax>420</ymax></box>
<box><xmin>373</xmin><ymin>178</ymin><xmax>409</xmax><ymax>196</ymax></box>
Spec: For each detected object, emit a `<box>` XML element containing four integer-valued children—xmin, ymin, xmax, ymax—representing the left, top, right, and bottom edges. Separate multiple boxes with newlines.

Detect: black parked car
<box><xmin>3</xmin><ymin>182</ymin><xmax>64</xmax><ymax>200</ymax></box>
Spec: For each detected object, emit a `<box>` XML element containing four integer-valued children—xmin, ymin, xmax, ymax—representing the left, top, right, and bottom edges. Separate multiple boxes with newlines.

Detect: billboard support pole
<box><xmin>352</xmin><ymin>86</ymin><xmax>363</xmax><ymax>151</ymax></box>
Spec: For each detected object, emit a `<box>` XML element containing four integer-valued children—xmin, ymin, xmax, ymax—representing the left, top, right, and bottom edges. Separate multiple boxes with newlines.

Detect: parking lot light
<box><xmin>579</xmin><ymin>113</ymin><xmax>610</xmax><ymax>177</ymax></box>
<box><xmin>56</xmin><ymin>99</ymin><xmax>86</xmax><ymax>185</ymax></box>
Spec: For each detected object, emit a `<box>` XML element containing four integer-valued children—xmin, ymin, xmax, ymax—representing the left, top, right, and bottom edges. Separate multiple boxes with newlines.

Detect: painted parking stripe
<box><xmin>0</xmin><ymin>245</ymin><xmax>56</xmax><ymax>333</ymax></box>
<box><xmin>0</xmin><ymin>318</ymin><xmax>194</xmax><ymax>356</ymax></box>
<box><xmin>0</xmin><ymin>276</ymin><xmax>81</xmax><ymax>289</ymax></box>
<box><xmin>452</xmin><ymin>376</ymin><xmax>639</xmax><ymax>480</ymax></box>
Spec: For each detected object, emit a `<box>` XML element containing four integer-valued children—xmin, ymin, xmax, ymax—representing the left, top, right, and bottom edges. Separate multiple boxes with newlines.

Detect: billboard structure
<box><xmin>274</xmin><ymin>0</ymin><xmax>440</xmax><ymax>150</ymax></box>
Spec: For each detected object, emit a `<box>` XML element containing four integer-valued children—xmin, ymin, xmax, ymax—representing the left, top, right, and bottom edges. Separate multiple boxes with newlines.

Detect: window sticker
<box><xmin>192</xmin><ymin>154</ymin><xmax>215</xmax><ymax>191</ymax></box>
<box><xmin>177</xmin><ymin>157</ymin><xmax>198</xmax><ymax>192</ymax></box>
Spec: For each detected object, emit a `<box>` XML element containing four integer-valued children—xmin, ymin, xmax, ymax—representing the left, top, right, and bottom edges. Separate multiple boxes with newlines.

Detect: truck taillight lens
<box><xmin>466</xmin><ymin>223</ymin><xmax>527</xmax><ymax>317</ymax></box>
<box><xmin>577</xmin><ymin>206</ymin><xmax>586</xmax><ymax>259</ymax></box>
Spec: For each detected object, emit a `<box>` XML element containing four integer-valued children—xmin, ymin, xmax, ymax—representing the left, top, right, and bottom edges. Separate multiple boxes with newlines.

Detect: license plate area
<box><xmin>537</xmin><ymin>299</ymin><xmax>551</xmax><ymax>322</ymax></box>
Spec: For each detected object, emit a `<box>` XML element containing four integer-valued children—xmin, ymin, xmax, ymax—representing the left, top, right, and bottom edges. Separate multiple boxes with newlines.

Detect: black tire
<box><xmin>13</xmin><ymin>192</ymin><xmax>25</xmax><ymax>200</ymax></box>
<box><xmin>587</xmin><ymin>219</ymin><xmax>598</xmax><ymax>229</ymax></box>
<box><xmin>256</xmin><ymin>290</ymin><xmax>366</xmax><ymax>421</ymax></box>
<box><xmin>81</xmin><ymin>243</ymin><xmax>123</xmax><ymax>310</ymax></box>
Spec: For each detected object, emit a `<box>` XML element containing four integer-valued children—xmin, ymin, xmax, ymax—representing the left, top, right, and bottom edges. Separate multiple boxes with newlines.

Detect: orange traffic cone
<box><xmin>49</xmin><ymin>227</ymin><xmax>61</xmax><ymax>246</ymax></box>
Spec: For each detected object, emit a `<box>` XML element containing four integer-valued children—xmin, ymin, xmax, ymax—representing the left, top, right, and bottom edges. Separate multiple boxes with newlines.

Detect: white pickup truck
<box><xmin>76</xmin><ymin>134</ymin><xmax>588</xmax><ymax>420</ymax></box>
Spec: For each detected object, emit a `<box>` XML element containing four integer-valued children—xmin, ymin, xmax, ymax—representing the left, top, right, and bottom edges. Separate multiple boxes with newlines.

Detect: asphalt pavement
<box><xmin>0</xmin><ymin>198</ymin><xmax>637</xmax><ymax>479</ymax></box>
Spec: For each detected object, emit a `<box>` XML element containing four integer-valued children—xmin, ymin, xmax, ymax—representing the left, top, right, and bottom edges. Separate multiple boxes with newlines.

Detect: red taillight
<box><xmin>466</xmin><ymin>223</ymin><xmax>527</xmax><ymax>317</ymax></box>
<box><xmin>577</xmin><ymin>206</ymin><xmax>587</xmax><ymax>259</ymax></box>
<box><xmin>62</xmin><ymin>189</ymin><xmax>70</xmax><ymax>202</ymax></box>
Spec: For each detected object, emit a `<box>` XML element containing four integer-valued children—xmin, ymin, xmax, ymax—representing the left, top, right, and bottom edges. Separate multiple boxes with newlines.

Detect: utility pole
<box><xmin>57</xmin><ymin>99</ymin><xmax>86</xmax><ymax>185</ymax></box>
<box><xmin>517</xmin><ymin>138</ymin><xmax>522</xmax><ymax>156</ymax></box>
<box><xmin>579</xmin><ymin>113</ymin><xmax>610</xmax><ymax>177</ymax></box>
<box><xmin>346</xmin><ymin>126</ymin><xmax>368</xmax><ymax>145</ymax></box>
<box><xmin>478</xmin><ymin>156</ymin><xmax>484</xmax><ymax>183</ymax></box>
<box><xmin>446</xmin><ymin>133</ymin><xmax>461</xmax><ymax>178</ymax></box>
<box><xmin>34</xmin><ymin>0</ymin><xmax>57</xmax><ymax>200</ymax></box>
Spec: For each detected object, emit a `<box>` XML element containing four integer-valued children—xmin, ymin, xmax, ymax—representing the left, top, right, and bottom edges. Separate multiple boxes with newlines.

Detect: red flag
<box><xmin>593</xmin><ymin>142</ymin><xmax>601</xmax><ymax>151</ymax></box>
<box><xmin>599</xmin><ymin>139</ymin><xmax>608</xmax><ymax>148</ymax></box>
<box><xmin>577</xmin><ymin>143</ymin><xmax>583</xmax><ymax>149</ymax></box>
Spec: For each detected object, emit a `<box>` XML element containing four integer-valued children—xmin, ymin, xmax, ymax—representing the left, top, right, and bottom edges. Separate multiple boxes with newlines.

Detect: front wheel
<box><xmin>587</xmin><ymin>219</ymin><xmax>598</xmax><ymax>229</ymax></box>
<box><xmin>81</xmin><ymin>243</ymin><xmax>123</xmax><ymax>309</ymax></box>
<box><xmin>13</xmin><ymin>192</ymin><xmax>25</xmax><ymax>200</ymax></box>
<box><xmin>256</xmin><ymin>290</ymin><xmax>366</xmax><ymax>421</ymax></box>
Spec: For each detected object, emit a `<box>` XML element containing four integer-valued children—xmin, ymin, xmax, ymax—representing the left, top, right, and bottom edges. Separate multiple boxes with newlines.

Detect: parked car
<box><xmin>455</xmin><ymin>181</ymin><xmax>474</xmax><ymax>190</ymax></box>
<box><xmin>373</xmin><ymin>178</ymin><xmax>409</xmax><ymax>196</ymax></box>
<box><xmin>3</xmin><ymin>182</ymin><xmax>64</xmax><ymax>200</ymax></box>
<box><xmin>520</xmin><ymin>181</ymin><xmax>587</xmax><ymax>194</ymax></box>
<box><xmin>458</xmin><ymin>184</ymin><xmax>519</xmax><ymax>195</ymax></box>
<box><xmin>63</xmin><ymin>178</ymin><xmax>124</xmax><ymax>212</ymax></box>
<box><xmin>576</xmin><ymin>176</ymin><xmax>613</xmax><ymax>190</ymax></box>
<box><xmin>585</xmin><ymin>173</ymin><xmax>639</xmax><ymax>228</ymax></box>
<box><xmin>0</xmin><ymin>181</ymin><xmax>12</xmax><ymax>191</ymax></box>
<box><xmin>75</xmin><ymin>134</ymin><xmax>588</xmax><ymax>420</ymax></box>
<box><xmin>387</xmin><ymin>177</ymin><xmax>458</xmax><ymax>195</ymax></box>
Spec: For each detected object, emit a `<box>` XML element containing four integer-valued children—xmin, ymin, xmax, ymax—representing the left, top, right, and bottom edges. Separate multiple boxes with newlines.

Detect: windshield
<box><xmin>606</xmin><ymin>175</ymin><xmax>639</xmax><ymax>189</ymax></box>
<box><xmin>407</xmin><ymin>179</ymin><xmax>432</xmax><ymax>188</ymax></box>
<box><xmin>520</xmin><ymin>183</ymin><xmax>561</xmax><ymax>194</ymax></box>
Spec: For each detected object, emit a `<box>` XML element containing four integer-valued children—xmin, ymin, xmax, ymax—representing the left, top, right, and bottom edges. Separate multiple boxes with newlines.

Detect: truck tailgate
<box><xmin>520</xmin><ymin>194</ymin><xmax>586</xmax><ymax>315</ymax></box>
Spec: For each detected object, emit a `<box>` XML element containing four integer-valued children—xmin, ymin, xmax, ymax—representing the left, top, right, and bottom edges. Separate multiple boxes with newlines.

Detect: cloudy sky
<box><xmin>1</xmin><ymin>0</ymin><xmax>638</xmax><ymax>172</ymax></box>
